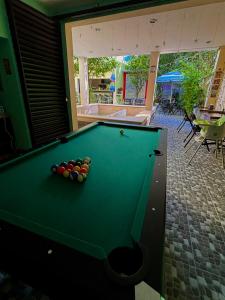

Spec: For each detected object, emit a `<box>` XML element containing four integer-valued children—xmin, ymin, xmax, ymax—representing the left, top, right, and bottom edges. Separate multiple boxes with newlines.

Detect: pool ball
<box><xmin>57</xmin><ymin>166</ymin><xmax>65</xmax><ymax>175</ymax></box>
<box><xmin>51</xmin><ymin>164</ymin><xmax>58</xmax><ymax>174</ymax></box>
<box><xmin>80</xmin><ymin>167</ymin><xmax>88</xmax><ymax>174</ymax></box>
<box><xmin>76</xmin><ymin>158</ymin><xmax>83</xmax><ymax>163</ymax></box>
<box><xmin>60</xmin><ymin>162</ymin><xmax>67</xmax><ymax>167</ymax></box>
<box><xmin>75</xmin><ymin>161</ymin><xmax>82</xmax><ymax>167</ymax></box>
<box><xmin>120</xmin><ymin>129</ymin><xmax>124</xmax><ymax>135</ymax></box>
<box><xmin>73</xmin><ymin>166</ymin><xmax>80</xmax><ymax>172</ymax></box>
<box><xmin>63</xmin><ymin>170</ymin><xmax>70</xmax><ymax>178</ymax></box>
<box><xmin>68</xmin><ymin>160</ymin><xmax>76</xmax><ymax>166</ymax></box>
<box><xmin>77</xmin><ymin>174</ymin><xmax>84</xmax><ymax>183</ymax></box>
<box><xmin>81</xmin><ymin>163</ymin><xmax>89</xmax><ymax>171</ymax></box>
<box><xmin>83</xmin><ymin>157</ymin><xmax>91</xmax><ymax>164</ymax></box>
<box><xmin>69</xmin><ymin>171</ymin><xmax>79</xmax><ymax>181</ymax></box>
<box><xmin>67</xmin><ymin>164</ymin><xmax>74</xmax><ymax>170</ymax></box>
<box><xmin>82</xmin><ymin>173</ymin><xmax>87</xmax><ymax>181</ymax></box>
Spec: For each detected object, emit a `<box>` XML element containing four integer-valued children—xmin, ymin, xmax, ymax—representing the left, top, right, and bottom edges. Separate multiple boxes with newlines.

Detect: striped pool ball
<box><xmin>82</xmin><ymin>173</ymin><xmax>87</xmax><ymax>181</ymax></box>
<box><xmin>77</xmin><ymin>174</ymin><xmax>84</xmax><ymax>183</ymax></box>
<box><xmin>83</xmin><ymin>157</ymin><xmax>91</xmax><ymax>164</ymax></box>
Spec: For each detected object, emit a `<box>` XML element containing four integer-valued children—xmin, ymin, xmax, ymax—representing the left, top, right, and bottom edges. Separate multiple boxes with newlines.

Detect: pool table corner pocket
<box><xmin>104</xmin><ymin>242</ymin><xmax>149</xmax><ymax>286</ymax></box>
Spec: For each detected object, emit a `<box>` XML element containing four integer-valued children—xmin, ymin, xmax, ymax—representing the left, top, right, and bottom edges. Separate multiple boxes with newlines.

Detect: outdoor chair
<box><xmin>177</xmin><ymin>109</ymin><xmax>189</xmax><ymax>132</ymax></box>
<box><xmin>124</xmin><ymin>98</ymin><xmax>133</xmax><ymax>105</ymax></box>
<box><xmin>135</xmin><ymin>98</ymin><xmax>145</xmax><ymax>106</ymax></box>
<box><xmin>185</xmin><ymin>116</ymin><xmax>225</xmax><ymax>168</ymax></box>
<box><xmin>168</xmin><ymin>100</ymin><xmax>178</xmax><ymax>115</ymax></box>
<box><xmin>182</xmin><ymin>111</ymin><xmax>202</xmax><ymax>148</ymax></box>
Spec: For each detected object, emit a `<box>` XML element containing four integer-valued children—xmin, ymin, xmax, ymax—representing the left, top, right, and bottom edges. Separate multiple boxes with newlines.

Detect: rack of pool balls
<box><xmin>51</xmin><ymin>157</ymin><xmax>91</xmax><ymax>183</ymax></box>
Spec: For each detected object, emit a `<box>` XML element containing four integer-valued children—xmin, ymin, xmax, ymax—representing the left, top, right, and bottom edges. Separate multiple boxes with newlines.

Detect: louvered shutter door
<box><xmin>6</xmin><ymin>0</ymin><xmax>70</xmax><ymax>147</ymax></box>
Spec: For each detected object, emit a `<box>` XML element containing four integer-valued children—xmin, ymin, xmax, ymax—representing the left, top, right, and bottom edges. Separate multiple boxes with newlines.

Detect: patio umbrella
<box><xmin>157</xmin><ymin>71</ymin><xmax>184</xmax><ymax>83</ymax></box>
<box><xmin>157</xmin><ymin>71</ymin><xmax>184</xmax><ymax>103</ymax></box>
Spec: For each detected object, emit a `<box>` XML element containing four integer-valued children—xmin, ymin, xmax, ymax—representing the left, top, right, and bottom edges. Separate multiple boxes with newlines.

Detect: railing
<box><xmin>76</xmin><ymin>92</ymin><xmax>146</xmax><ymax>106</ymax></box>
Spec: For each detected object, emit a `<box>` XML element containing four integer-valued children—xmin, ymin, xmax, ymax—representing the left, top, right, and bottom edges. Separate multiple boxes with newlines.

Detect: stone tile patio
<box><xmin>0</xmin><ymin>113</ymin><xmax>225</xmax><ymax>300</ymax></box>
<box><xmin>152</xmin><ymin>113</ymin><xmax>225</xmax><ymax>300</ymax></box>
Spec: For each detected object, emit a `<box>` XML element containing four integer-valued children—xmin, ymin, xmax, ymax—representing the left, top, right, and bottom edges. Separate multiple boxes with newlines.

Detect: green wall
<box><xmin>0</xmin><ymin>1</ymin><xmax>8</xmax><ymax>38</ymax></box>
<box><xmin>21</xmin><ymin>0</ymin><xmax>49</xmax><ymax>15</ymax></box>
<box><xmin>0</xmin><ymin>0</ymin><xmax>31</xmax><ymax>149</ymax></box>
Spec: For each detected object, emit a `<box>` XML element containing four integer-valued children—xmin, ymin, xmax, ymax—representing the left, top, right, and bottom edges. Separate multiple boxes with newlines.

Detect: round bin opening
<box><xmin>107</xmin><ymin>245</ymin><xmax>143</xmax><ymax>277</ymax></box>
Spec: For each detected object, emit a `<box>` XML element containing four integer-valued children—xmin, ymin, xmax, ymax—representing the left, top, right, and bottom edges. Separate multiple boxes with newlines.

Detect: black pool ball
<box><xmin>60</xmin><ymin>162</ymin><xmax>68</xmax><ymax>167</ymax></box>
<box><xmin>68</xmin><ymin>160</ymin><xmax>76</xmax><ymax>166</ymax></box>
<box><xmin>75</xmin><ymin>161</ymin><xmax>82</xmax><ymax>167</ymax></box>
<box><xmin>51</xmin><ymin>164</ymin><xmax>58</xmax><ymax>174</ymax></box>
<box><xmin>120</xmin><ymin>129</ymin><xmax>124</xmax><ymax>135</ymax></box>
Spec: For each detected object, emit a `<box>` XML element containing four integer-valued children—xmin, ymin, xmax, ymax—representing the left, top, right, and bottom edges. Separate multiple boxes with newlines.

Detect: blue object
<box><xmin>110</xmin><ymin>73</ymin><xmax>116</xmax><ymax>82</ymax></box>
<box><xmin>157</xmin><ymin>71</ymin><xmax>184</xmax><ymax>83</ymax></box>
<box><xmin>109</xmin><ymin>85</ymin><xmax>115</xmax><ymax>92</ymax></box>
<box><xmin>123</xmin><ymin>55</ymin><xmax>132</xmax><ymax>62</ymax></box>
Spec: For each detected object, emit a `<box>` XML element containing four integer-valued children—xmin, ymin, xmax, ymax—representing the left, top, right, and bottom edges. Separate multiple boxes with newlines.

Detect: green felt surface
<box><xmin>0</xmin><ymin>124</ymin><xmax>160</xmax><ymax>259</ymax></box>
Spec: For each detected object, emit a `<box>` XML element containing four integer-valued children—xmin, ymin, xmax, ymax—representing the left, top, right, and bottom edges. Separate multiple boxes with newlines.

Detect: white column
<box><xmin>113</xmin><ymin>92</ymin><xmax>117</xmax><ymax>104</ymax></box>
<box><xmin>79</xmin><ymin>57</ymin><xmax>89</xmax><ymax>105</ymax></box>
<box><xmin>145</xmin><ymin>51</ymin><xmax>160</xmax><ymax>111</ymax></box>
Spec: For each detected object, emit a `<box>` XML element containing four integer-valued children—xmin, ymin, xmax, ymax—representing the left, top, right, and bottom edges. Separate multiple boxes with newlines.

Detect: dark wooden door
<box><xmin>6</xmin><ymin>0</ymin><xmax>70</xmax><ymax>147</ymax></box>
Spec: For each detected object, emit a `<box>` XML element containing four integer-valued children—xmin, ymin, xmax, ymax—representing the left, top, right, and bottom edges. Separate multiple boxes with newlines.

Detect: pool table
<box><xmin>0</xmin><ymin>122</ymin><xmax>167</xmax><ymax>300</ymax></box>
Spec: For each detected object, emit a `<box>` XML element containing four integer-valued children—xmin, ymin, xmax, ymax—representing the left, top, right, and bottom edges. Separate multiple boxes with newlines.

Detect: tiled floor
<box><xmin>0</xmin><ymin>113</ymin><xmax>225</xmax><ymax>300</ymax></box>
<box><xmin>152</xmin><ymin>113</ymin><xmax>225</xmax><ymax>300</ymax></box>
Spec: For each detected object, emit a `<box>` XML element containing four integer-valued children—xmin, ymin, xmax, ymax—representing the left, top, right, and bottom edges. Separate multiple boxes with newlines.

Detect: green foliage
<box><xmin>158</xmin><ymin>51</ymin><xmax>217</xmax><ymax>113</ymax></box>
<box><xmin>74</xmin><ymin>56</ymin><xmax>118</xmax><ymax>78</ymax></box>
<box><xmin>73</xmin><ymin>57</ymin><xmax>79</xmax><ymax>76</ymax></box>
<box><xmin>88</xmin><ymin>57</ymin><xmax>118</xmax><ymax>78</ymax></box>
<box><xmin>179</xmin><ymin>62</ymin><xmax>206</xmax><ymax>113</ymax></box>
<box><xmin>158</xmin><ymin>53</ymin><xmax>182</xmax><ymax>76</ymax></box>
<box><xmin>125</xmin><ymin>55</ymin><xmax>150</xmax><ymax>98</ymax></box>
<box><xmin>177</xmin><ymin>51</ymin><xmax>216</xmax><ymax>113</ymax></box>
